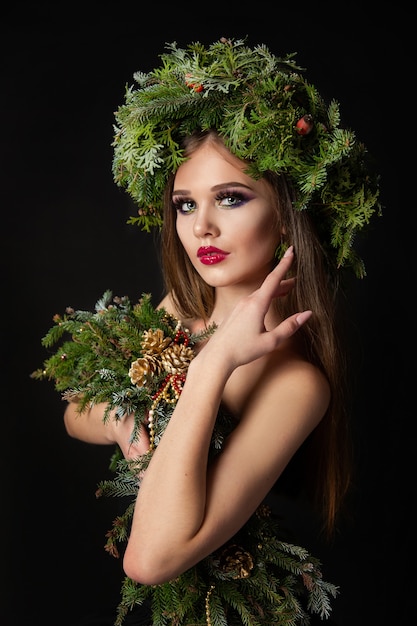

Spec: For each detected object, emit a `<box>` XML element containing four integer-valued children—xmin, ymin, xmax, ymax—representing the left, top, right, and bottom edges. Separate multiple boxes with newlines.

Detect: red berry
<box><xmin>185</xmin><ymin>73</ymin><xmax>203</xmax><ymax>92</ymax></box>
<box><xmin>296</xmin><ymin>114</ymin><xmax>314</xmax><ymax>135</ymax></box>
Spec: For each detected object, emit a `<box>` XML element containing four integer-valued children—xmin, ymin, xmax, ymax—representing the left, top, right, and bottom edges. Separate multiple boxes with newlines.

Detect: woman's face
<box><xmin>173</xmin><ymin>139</ymin><xmax>281</xmax><ymax>292</ymax></box>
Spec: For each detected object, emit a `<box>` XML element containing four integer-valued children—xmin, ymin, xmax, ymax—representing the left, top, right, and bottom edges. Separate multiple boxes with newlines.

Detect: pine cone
<box><xmin>129</xmin><ymin>355</ymin><xmax>161</xmax><ymax>386</ymax></box>
<box><xmin>218</xmin><ymin>544</ymin><xmax>254</xmax><ymax>579</ymax></box>
<box><xmin>161</xmin><ymin>344</ymin><xmax>194</xmax><ymax>375</ymax></box>
<box><xmin>140</xmin><ymin>329</ymin><xmax>172</xmax><ymax>354</ymax></box>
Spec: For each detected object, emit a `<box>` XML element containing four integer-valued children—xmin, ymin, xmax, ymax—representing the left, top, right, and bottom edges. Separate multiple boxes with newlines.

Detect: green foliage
<box><xmin>33</xmin><ymin>292</ymin><xmax>179</xmax><ymax>418</ymax></box>
<box><xmin>33</xmin><ymin>291</ymin><xmax>339</xmax><ymax>625</ymax></box>
<box><xmin>112</xmin><ymin>37</ymin><xmax>381</xmax><ymax>277</ymax></box>
<box><xmin>111</xmin><ymin>504</ymin><xmax>339</xmax><ymax>626</ymax></box>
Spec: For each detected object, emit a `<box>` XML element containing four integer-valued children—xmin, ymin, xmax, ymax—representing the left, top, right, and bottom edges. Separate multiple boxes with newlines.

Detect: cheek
<box><xmin>175</xmin><ymin>218</ymin><xmax>198</xmax><ymax>263</ymax></box>
<box><xmin>243</xmin><ymin>217</ymin><xmax>280</xmax><ymax>252</ymax></box>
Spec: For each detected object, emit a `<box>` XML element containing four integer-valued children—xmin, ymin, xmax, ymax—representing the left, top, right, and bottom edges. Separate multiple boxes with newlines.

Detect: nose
<box><xmin>192</xmin><ymin>205</ymin><xmax>220</xmax><ymax>238</ymax></box>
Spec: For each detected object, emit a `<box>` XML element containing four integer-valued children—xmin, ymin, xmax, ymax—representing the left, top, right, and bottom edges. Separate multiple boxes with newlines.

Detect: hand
<box><xmin>204</xmin><ymin>246</ymin><xmax>311</xmax><ymax>369</ymax></box>
<box><xmin>113</xmin><ymin>412</ymin><xmax>151</xmax><ymax>460</ymax></box>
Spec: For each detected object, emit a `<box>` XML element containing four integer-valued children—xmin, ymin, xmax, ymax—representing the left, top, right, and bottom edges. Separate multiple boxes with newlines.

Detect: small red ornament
<box><xmin>295</xmin><ymin>114</ymin><xmax>314</xmax><ymax>135</ymax></box>
<box><xmin>185</xmin><ymin>73</ymin><xmax>203</xmax><ymax>93</ymax></box>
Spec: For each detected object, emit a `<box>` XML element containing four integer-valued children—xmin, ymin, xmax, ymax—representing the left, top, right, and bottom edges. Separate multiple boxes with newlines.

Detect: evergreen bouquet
<box><xmin>32</xmin><ymin>291</ymin><xmax>338</xmax><ymax>626</ymax></box>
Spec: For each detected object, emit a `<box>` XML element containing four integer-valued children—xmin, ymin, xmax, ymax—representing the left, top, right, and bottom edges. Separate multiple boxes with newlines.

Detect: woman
<box><xmin>40</xmin><ymin>38</ymin><xmax>381</xmax><ymax>625</ymax></box>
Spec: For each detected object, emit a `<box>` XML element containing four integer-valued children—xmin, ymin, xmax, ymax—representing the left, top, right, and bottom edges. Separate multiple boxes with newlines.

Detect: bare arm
<box><xmin>64</xmin><ymin>402</ymin><xmax>150</xmax><ymax>457</ymax></box>
<box><xmin>123</xmin><ymin>249</ymin><xmax>330</xmax><ymax>584</ymax></box>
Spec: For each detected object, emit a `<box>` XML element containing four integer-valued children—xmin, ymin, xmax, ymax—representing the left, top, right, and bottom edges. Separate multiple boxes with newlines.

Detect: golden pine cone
<box><xmin>140</xmin><ymin>329</ymin><xmax>172</xmax><ymax>355</ymax></box>
<box><xmin>129</xmin><ymin>355</ymin><xmax>161</xmax><ymax>387</ymax></box>
<box><xmin>218</xmin><ymin>544</ymin><xmax>254</xmax><ymax>579</ymax></box>
<box><xmin>161</xmin><ymin>344</ymin><xmax>194</xmax><ymax>374</ymax></box>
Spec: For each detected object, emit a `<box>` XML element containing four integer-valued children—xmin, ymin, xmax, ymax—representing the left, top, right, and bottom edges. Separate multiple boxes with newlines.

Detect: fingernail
<box><xmin>283</xmin><ymin>245</ymin><xmax>294</xmax><ymax>257</ymax></box>
<box><xmin>296</xmin><ymin>310</ymin><xmax>312</xmax><ymax>325</ymax></box>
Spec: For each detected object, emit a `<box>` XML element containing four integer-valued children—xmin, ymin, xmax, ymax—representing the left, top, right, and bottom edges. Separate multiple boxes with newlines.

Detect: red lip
<box><xmin>197</xmin><ymin>246</ymin><xmax>229</xmax><ymax>265</ymax></box>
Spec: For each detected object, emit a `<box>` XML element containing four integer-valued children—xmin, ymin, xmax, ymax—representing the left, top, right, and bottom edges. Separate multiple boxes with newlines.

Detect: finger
<box><xmin>272</xmin><ymin>309</ymin><xmax>312</xmax><ymax>341</ymax></box>
<box><xmin>254</xmin><ymin>309</ymin><xmax>312</xmax><ymax>356</ymax></box>
<box><xmin>275</xmin><ymin>276</ymin><xmax>296</xmax><ymax>296</ymax></box>
<box><xmin>255</xmin><ymin>246</ymin><xmax>295</xmax><ymax>306</ymax></box>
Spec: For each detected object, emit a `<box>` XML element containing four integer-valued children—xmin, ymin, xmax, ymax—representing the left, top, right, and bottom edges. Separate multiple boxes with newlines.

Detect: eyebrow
<box><xmin>172</xmin><ymin>182</ymin><xmax>253</xmax><ymax>195</ymax></box>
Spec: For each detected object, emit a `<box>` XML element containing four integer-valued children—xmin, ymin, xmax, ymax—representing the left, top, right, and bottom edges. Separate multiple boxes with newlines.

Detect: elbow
<box><xmin>123</xmin><ymin>552</ymin><xmax>168</xmax><ymax>586</ymax></box>
<box><xmin>63</xmin><ymin>411</ymin><xmax>73</xmax><ymax>437</ymax></box>
<box><xmin>63</xmin><ymin>406</ymin><xmax>77</xmax><ymax>438</ymax></box>
<box><xmin>123</xmin><ymin>559</ymin><xmax>158</xmax><ymax>586</ymax></box>
<box><xmin>123</xmin><ymin>542</ymin><xmax>190</xmax><ymax>586</ymax></box>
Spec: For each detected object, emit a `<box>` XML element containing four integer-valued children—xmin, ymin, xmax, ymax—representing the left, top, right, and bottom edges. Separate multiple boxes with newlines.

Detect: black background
<box><xmin>2</xmin><ymin>4</ymin><xmax>414</xmax><ymax>625</ymax></box>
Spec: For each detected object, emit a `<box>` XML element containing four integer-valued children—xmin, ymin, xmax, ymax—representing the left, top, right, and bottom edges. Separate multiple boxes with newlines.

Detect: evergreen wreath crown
<box><xmin>112</xmin><ymin>36</ymin><xmax>381</xmax><ymax>278</ymax></box>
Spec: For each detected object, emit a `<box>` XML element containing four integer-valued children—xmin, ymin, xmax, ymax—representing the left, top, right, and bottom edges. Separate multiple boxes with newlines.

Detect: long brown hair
<box><xmin>161</xmin><ymin>130</ymin><xmax>352</xmax><ymax>538</ymax></box>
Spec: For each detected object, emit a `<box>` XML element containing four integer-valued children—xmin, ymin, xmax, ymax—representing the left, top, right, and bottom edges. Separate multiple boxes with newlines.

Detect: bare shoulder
<box><xmin>157</xmin><ymin>293</ymin><xmax>201</xmax><ymax>332</ymax></box>
<box><xmin>269</xmin><ymin>355</ymin><xmax>330</xmax><ymax>421</ymax></box>
<box><xmin>262</xmin><ymin>351</ymin><xmax>330</xmax><ymax>422</ymax></box>
<box><xmin>156</xmin><ymin>292</ymin><xmax>176</xmax><ymax>313</ymax></box>
<box><xmin>156</xmin><ymin>293</ymin><xmax>189</xmax><ymax>323</ymax></box>
<box><xmin>225</xmin><ymin>348</ymin><xmax>330</xmax><ymax>434</ymax></box>
<box><xmin>219</xmin><ymin>352</ymin><xmax>331</xmax><ymax>490</ymax></box>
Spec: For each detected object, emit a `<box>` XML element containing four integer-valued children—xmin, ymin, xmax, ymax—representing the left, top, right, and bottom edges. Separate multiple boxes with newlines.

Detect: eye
<box><xmin>215</xmin><ymin>191</ymin><xmax>248</xmax><ymax>208</ymax></box>
<box><xmin>172</xmin><ymin>197</ymin><xmax>196</xmax><ymax>214</ymax></box>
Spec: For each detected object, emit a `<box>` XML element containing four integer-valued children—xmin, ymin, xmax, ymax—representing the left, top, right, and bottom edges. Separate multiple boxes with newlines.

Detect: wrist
<box><xmin>188</xmin><ymin>344</ymin><xmax>234</xmax><ymax>383</ymax></box>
